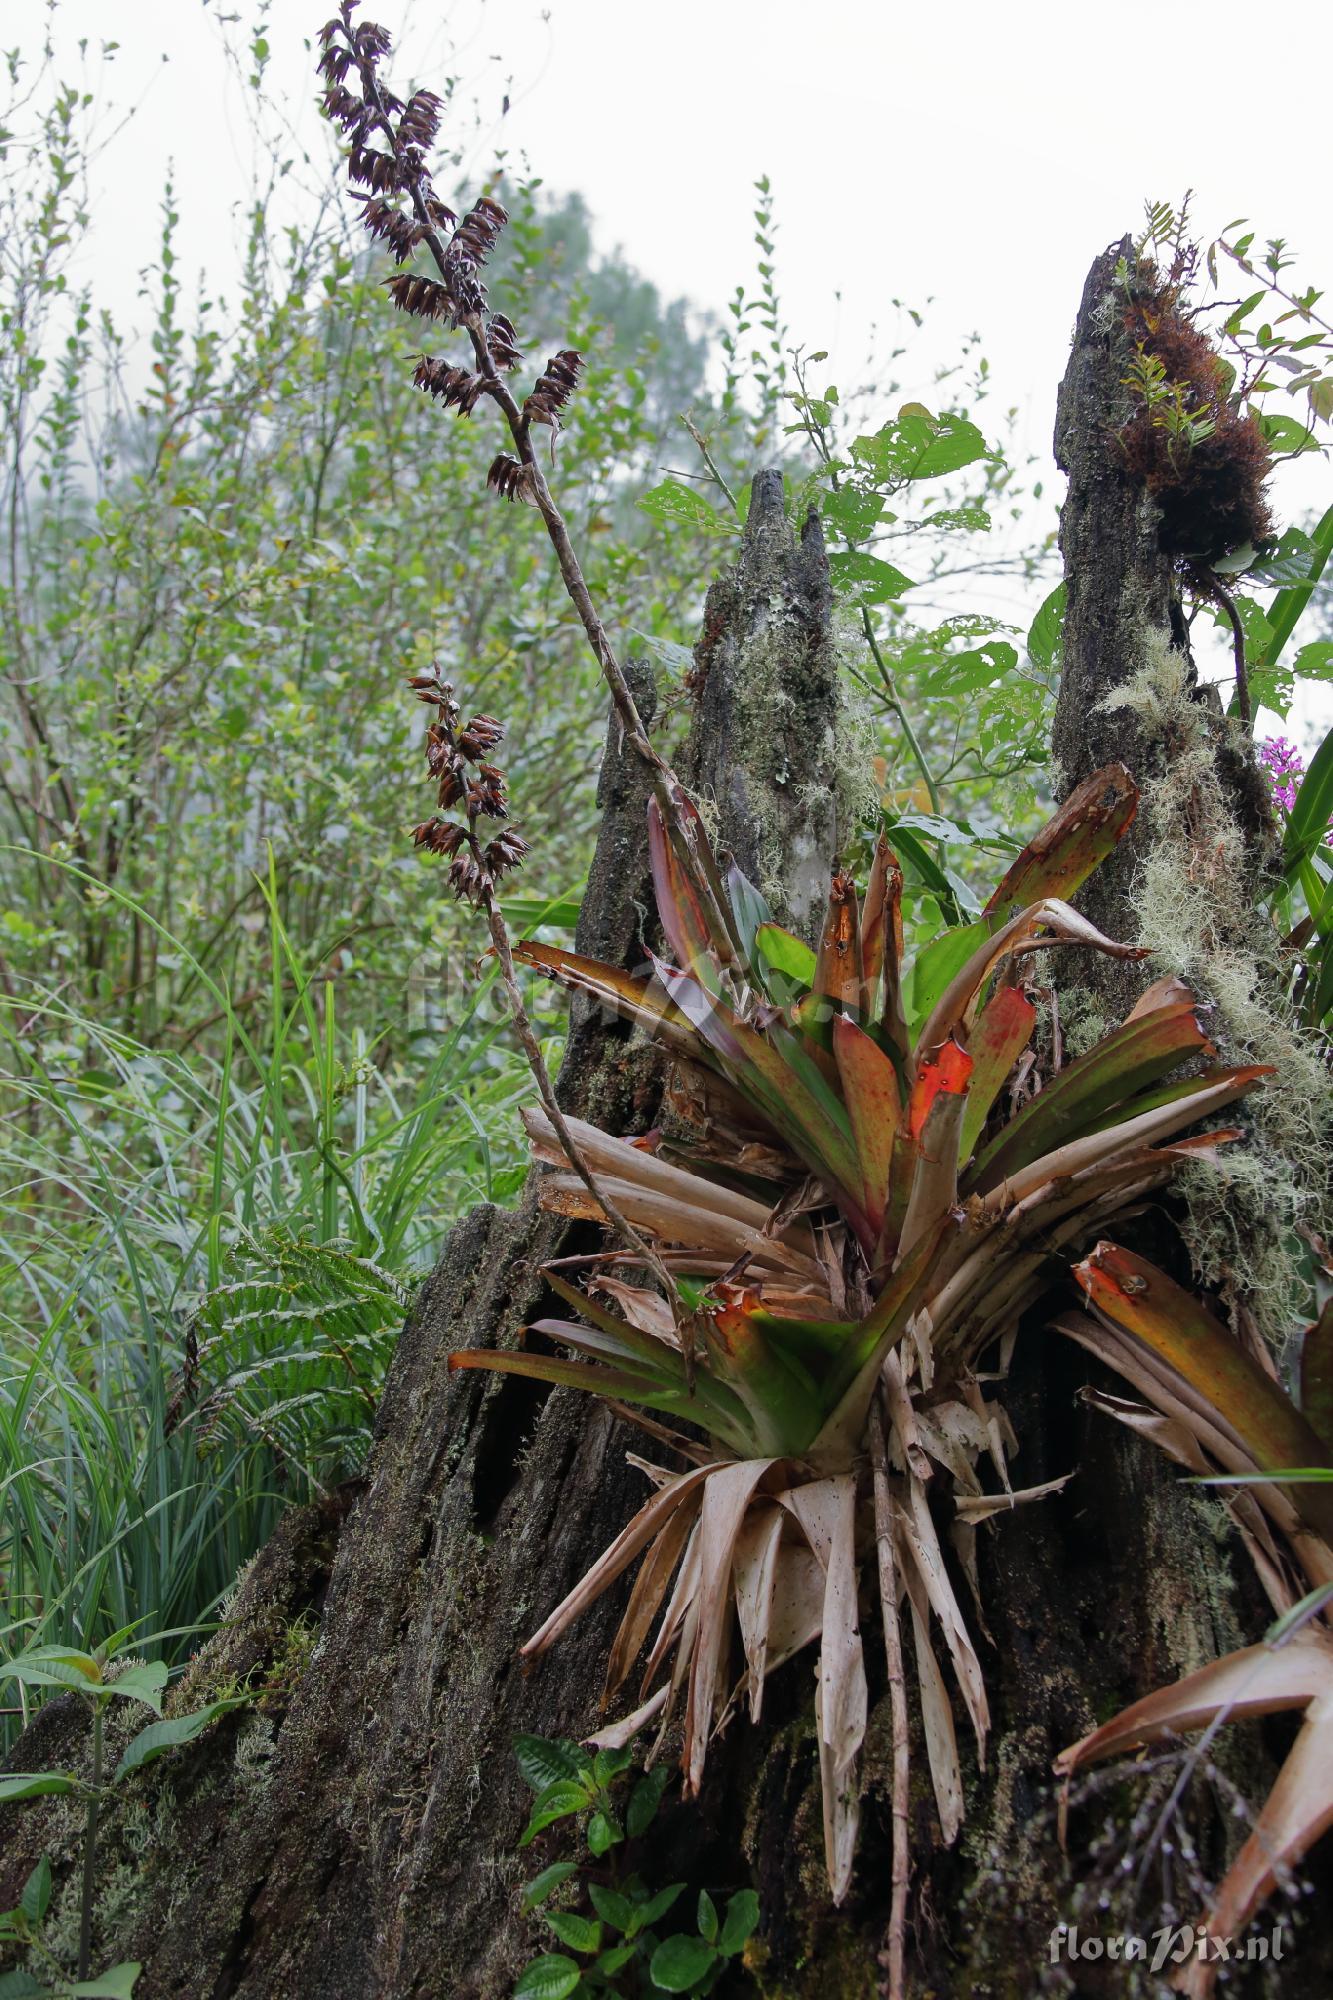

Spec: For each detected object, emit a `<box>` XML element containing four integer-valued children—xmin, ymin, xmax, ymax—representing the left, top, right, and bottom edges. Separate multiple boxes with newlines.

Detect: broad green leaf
<box><xmin>0</xmin><ymin>1773</ymin><xmax>80</xmax><ymax>1803</ymax></box>
<box><xmin>827</xmin><ymin>551</ymin><xmax>913</xmax><ymax>603</ymax></box>
<box><xmin>591</xmin><ymin>1745</ymin><xmax>634</xmax><ymax>1786</ymax></box>
<box><xmin>635</xmin><ymin>1882</ymin><xmax>687</xmax><ymax>1928</ymax></box>
<box><xmin>521</xmin><ymin>1863</ymin><xmax>578</xmax><ymax>1913</ymax></box>
<box><xmin>105</xmin><ymin>1662</ymin><xmax>169</xmax><ymax>1716</ymax></box>
<box><xmin>1255</xmin><ymin>411</ymin><xmax>1317</xmax><ymax>456</ymax></box>
<box><xmin>114</xmin><ymin>1700</ymin><xmax>237</xmax><ymax>1782</ymax></box>
<box><xmin>1292</xmin><ymin>640</ymin><xmax>1333</xmax><ymax>682</ymax></box>
<box><xmin>922</xmin><ymin>641</ymin><xmax>1016</xmax><ymax>697</ymax></box>
<box><xmin>719</xmin><ymin>1889</ymin><xmax>760</xmax><ymax>1956</ymax></box>
<box><xmin>585</xmin><ymin>1808</ymin><xmax>622</xmax><ymax>1856</ymax></box>
<box><xmin>0</xmin><ymin>1972</ymin><xmax>44</xmax><ymax>1999</ymax></box>
<box><xmin>512</xmin><ymin>1953</ymin><xmax>583</xmax><ymax>2000</ymax></box>
<box><xmin>1026</xmin><ymin>583</ymin><xmax>1065</xmax><ymax>676</ymax></box>
<box><xmin>588</xmin><ymin>1882</ymin><xmax>636</xmax><ymax>1933</ymax></box>
<box><xmin>636</xmin><ymin>480</ymin><xmax>739</xmax><ymax>536</ymax></box>
<box><xmin>924</xmin><ymin>504</ymin><xmax>990</xmax><ymax>531</ymax></box>
<box><xmin>1249</xmin><ymin>527</ymin><xmax>1315</xmax><ymax>585</ymax></box>
<box><xmin>514</xmin><ymin>1735</ymin><xmax>584</xmax><ymax>1795</ymax></box>
<box><xmin>819</xmin><ymin>488</ymin><xmax>884</xmax><ymax>539</ymax></box>
<box><xmin>697</xmin><ymin>1890</ymin><xmax>718</xmax><ymax>1943</ymax></box>
<box><xmin>650</xmin><ymin>1933</ymin><xmax>718</xmax><ymax>1992</ymax></box>
<box><xmin>625</xmin><ymin>1765</ymin><xmax>670</xmax><ymax>1839</ymax></box>
<box><xmin>968</xmin><ymin>1002</ymin><xmax>1217</xmax><ymax>1191</ymax></box>
<box><xmin>518</xmin><ymin>1780</ymin><xmax>594</xmax><ymax>1847</ymax></box>
<box><xmin>904</xmin><ymin>919</ymin><xmax>991</xmax><ymax>1032</ymax></box>
<box><xmin>19</xmin><ymin>1857</ymin><xmax>51</xmax><ymax>1926</ymax></box>
<box><xmin>545</xmin><ymin>1910</ymin><xmax>601</xmax><ymax>1955</ymax></box>
<box><xmin>2</xmin><ymin>1646</ymin><xmax>101</xmax><ymax>1695</ymax></box>
<box><xmin>851</xmin><ymin>409</ymin><xmax>988</xmax><ymax>484</ymax></box>
<box><xmin>754</xmin><ymin>924</ymin><xmax>816</xmax><ymax>988</ymax></box>
<box><xmin>594</xmin><ymin>1940</ymin><xmax>638</xmax><ymax>1976</ymax></box>
<box><xmin>60</xmin><ymin>1970</ymin><xmax>141</xmax><ymax>1999</ymax></box>
<box><xmin>1260</xmin><ymin>502</ymin><xmax>1333</xmax><ymax>668</ymax></box>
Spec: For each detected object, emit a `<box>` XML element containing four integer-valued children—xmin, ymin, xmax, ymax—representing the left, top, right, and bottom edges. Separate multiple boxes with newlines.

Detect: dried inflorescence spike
<box><xmin>319</xmin><ymin>10</ymin><xmax>593</xmax><ymax>513</ymax></box>
<box><xmin>406</xmin><ymin>671</ymin><xmax>527</xmax><ymax>904</ymax></box>
<box><xmin>487</xmin><ymin>453</ymin><xmax>537</xmax><ymax>504</ymax></box>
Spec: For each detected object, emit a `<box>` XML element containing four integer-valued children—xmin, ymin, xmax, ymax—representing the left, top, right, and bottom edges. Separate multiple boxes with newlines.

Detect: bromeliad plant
<box><xmin>448</xmin><ymin>764</ymin><xmax>1274</xmax><ymax>1933</ymax></box>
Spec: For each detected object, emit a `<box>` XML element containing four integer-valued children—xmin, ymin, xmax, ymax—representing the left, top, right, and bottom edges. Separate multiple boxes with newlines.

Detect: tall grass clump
<box><xmin>0</xmin><ymin>863</ymin><xmax>547</xmax><ymax>1715</ymax></box>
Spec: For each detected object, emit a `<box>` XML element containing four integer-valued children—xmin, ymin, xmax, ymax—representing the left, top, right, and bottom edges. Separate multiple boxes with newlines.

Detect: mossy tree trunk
<box><xmin>2</xmin><ymin>284</ymin><xmax>1328</xmax><ymax>2000</ymax></box>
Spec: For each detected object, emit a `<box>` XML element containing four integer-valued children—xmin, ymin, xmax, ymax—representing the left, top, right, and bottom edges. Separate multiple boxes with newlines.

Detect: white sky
<box><xmin>19</xmin><ymin>0</ymin><xmax>1333</xmax><ymax>736</ymax></box>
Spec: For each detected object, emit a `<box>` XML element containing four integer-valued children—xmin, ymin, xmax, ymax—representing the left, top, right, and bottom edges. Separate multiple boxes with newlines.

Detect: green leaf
<box><xmin>594</xmin><ymin>1940</ymin><xmax>638</xmax><ymax>1976</ymax></box>
<box><xmin>904</xmin><ymin>919</ymin><xmax>991</xmax><ymax>1031</ymax></box>
<box><xmin>518</xmin><ymin>1781</ymin><xmax>594</xmax><ymax>1847</ymax></box>
<box><xmin>1</xmin><ymin>1647</ymin><xmax>102</xmax><ymax>1695</ymax></box>
<box><xmin>697</xmin><ymin>1891</ymin><xmax>718</xmax><ymax>1944</ymax></box>
<box><xmin>588</xmin><ymin>1882</ymin><xmax>636</xmax><ymax>1933</ymax></box>
<box><xmin>591</xmin><ymin>1745</ymin><xmax>634</xmax><ymax>1786</ymax></box>
<box><xmin>923</xmin><ymin>504</ymin><xmax>990</xmax><ymax>531</ymax></box>
<box><xmin>851</xmin><ymin>409</ymin><xmax>988</xmax><ymax>485</ymax></box>
<box><xmin>0</xmin><ymin>1975</ymin><xmax>45</xmax><ymax>1999</ymax></box>
<box><xmin>114</xmin><ymin>1700</ymin><xmax>237</xmax><ymax>1782</ymax></box>
<box><xmin>19</xmin><ymin>1857</ymin><xmax>51</xmax><ymax>1926</ymax></box>
<box><xmin>921</xmin><ymin>640</ymin><xmax>1016</xmax><ymax>697</ymax></box>
<box><xmin>1260</xmin><ymin>502</ymin><xmax>1333</xmax><ymax>668</ymax></box>
<box><xmin>626</xmin><ymin>1764</ymin><xmax>670</xmax><ymax>1839</ymax></box>
<box><xmin>61</xmin><ymin>1970</ymin><xmax>141</xmax><ymax>1999</ymax></box>
<box><xmin>1255</xmin><ymin>411</ymin><xmax>1318</xmax><ymax>455</ymax></box>
<box><xmin>636</xmin><ymin>1882</ymin><xmax>687</xmax><ymax>1928</ymax></box>
<box><xmin>719</xmin><ymin>1890</ymin><xmax>760</xmax><ymax>1956</ymax></box>
<box><xmin>754</xmin><ymin>923</ymin><xmax>816</xmax><ymax>989</ymax></box>
<box><xmin>827</xmin><ymin>551</ymin><xmax>913</xmax><ymax>603</ymax></box>
<box><xmin>521</xmin><ymin>1863</ymin><xmax>578</xmax><ymax>1914</ymax></box>
<box><xmin>636</xmin><ymin>480</ymin><xmax>739</xmax><ymax>536</ymax></box>
<box><xmin>512</xmin><ymin>1953</ymin><xmax>583</xmax><ymax>2000</ymax></box>
<box><xmin>545</xmin><ymin>1910</ymin><xmax>602</xmax><ymax>1955</ymax></box>
<box><xmin>819</xmin><ymin>488</ymin><xmax>883</xmax><ymax>539</ymax></box>
<box><xmin>649</xmin><ymin>1933</ymin><xmax>718</xmax><ymax>1992</ymax></box>
<box><xmin>585</xmin><ymin>1808</ymin><xmax>622</xmax><ymax>1856</ymax></box>
<box><xmin>1293</xmin><ymin>641</ymin><xmax>1333</xmax><ymax>682</ymax></box>
<box><xmin>513</xmin><ymin>1736</ymin><xmax>584</xmax><ymax>1795</ymax></box>
<box><xmin>1249</xmin><ymin>527</ymin><xmax>1315</xmax><ymax>585</ymax></box>
<box><xmin>104</xmin><ymin>1662</ymin><xmax>169</xmax><ymax>1716</ymax></box>
<box><xmin>0</xmin><ymin>1773</ymin><xmax>80</xmax><ymax>1803</ymax></box>
<box><xmin>1026</xmin><ymin>583</ymin><xmax>1065</xmax><ymax>676</ymax></box>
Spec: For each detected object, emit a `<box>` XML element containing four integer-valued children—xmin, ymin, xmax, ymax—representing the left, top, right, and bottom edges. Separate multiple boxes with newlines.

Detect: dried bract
<box><xmin>525</xmin><ymin>349</ymin><xmax>585</xmax><ymax>432</ymax></box>
<box><xmin>487</xmin><ymin>453</ymin><xmax>537</xmax><ymax>504</ymax></box>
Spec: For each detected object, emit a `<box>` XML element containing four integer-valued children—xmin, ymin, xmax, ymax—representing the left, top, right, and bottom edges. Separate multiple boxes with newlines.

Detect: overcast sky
<box><xmin>21</xmin><ymin>0</ymin><xmax>1332</xmax><ymax>730</ymax></box>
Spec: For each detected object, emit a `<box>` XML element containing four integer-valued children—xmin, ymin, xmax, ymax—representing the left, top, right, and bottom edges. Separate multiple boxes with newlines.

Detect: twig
<box><xmin>1209</xmin><ymin>577</ymin><xmax>1251</xmax><ymax>727</ymax></box>
<box><xmin>870</xmin><ymin>1396</ymin><xmax>910</xmax><ymax>2000</ymax></box>
<box><xmin>680</xmin><ymin>413</ymin><xmax>739</xmax><ymax>515</ymax></box>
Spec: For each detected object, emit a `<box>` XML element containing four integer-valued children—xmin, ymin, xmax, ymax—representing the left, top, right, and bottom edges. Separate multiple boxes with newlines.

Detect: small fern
<box><xmin>174</xmin><ymin>1233</ymin><xmax>418</xmax><ymax>1486</ymax></box>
